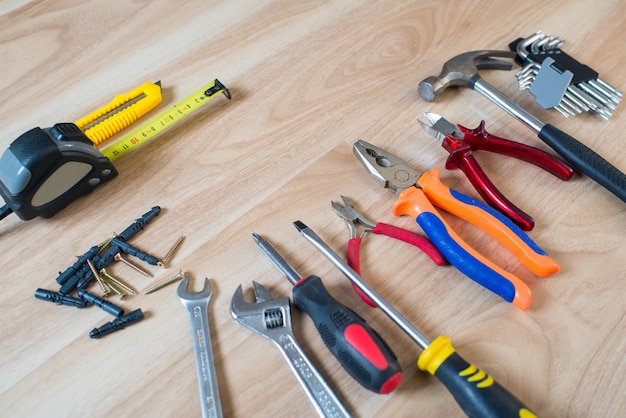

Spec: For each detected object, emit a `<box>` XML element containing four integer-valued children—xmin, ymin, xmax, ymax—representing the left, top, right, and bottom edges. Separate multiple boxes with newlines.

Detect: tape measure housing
<box><xmin>0</xmin><ymin>123</ymin><xmax>117</xmax><ymax>219</ymax></box>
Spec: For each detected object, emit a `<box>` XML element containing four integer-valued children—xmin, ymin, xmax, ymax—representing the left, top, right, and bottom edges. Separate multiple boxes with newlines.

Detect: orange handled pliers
<box><xmin>332</xmin><ymin>195</ymin><xmax>446</xmax><ymax>307</ymax></box>
<box><xmin>354</xmin><ymin>139</ymin><xmax>560</xmax><ymax>310</ymax></box>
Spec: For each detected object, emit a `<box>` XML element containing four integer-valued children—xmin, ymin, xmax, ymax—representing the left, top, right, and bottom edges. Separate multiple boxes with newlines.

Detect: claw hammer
<box><xmin>419</xmin><ymin>50</ymin><xmax>626</xmax><ymax>204</ymax></box>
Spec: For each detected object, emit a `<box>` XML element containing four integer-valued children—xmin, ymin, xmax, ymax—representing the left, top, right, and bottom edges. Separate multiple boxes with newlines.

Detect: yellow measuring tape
<box><xmin>101</xmin><ymin>79</ymin><xmax>230</xmax><ymax>162</ymax></box>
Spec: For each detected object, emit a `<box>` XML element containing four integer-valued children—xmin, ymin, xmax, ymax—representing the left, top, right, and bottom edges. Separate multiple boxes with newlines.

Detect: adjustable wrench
<box><xmin>230</xmin><ymin>281</ymin><xmax>351</xmax><ymax>418</ymax></box>
<box><xmin>177</xmin><ymin>276</ymin><xmax>223</xmax><ymax>418</ymax></box>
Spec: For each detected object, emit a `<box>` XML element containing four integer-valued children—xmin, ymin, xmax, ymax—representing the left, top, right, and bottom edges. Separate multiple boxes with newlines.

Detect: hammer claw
<box><xmin>475</xmin><ymin>57</ymin><xmax>514</xmax><ymax>71</ymax></box>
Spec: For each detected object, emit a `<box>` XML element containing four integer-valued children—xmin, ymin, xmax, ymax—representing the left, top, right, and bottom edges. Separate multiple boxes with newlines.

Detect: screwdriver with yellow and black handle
<box><xmin>253</xmin><ymin>232</ymin><xmax>403</xmax><ymax>394</ymax></box>
<box><xmin>294</xmin><ymin>221</ymin><xmax>537</xmax><ymax>418</ymax></box>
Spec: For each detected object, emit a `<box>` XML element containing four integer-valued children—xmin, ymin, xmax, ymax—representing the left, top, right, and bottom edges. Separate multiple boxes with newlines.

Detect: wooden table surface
<box><xmin>1</xmin><ymin>1</ymin><xmax>624</xmax><ymax>417</ymax></box>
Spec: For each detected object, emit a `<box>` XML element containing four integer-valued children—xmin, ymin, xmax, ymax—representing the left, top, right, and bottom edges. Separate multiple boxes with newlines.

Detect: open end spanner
<box><xmin>177</xmin><ymin>276</ymin><xmax>223</xmax><ymax>418</ymax></box>
<box><xmin>230</xmin><ymin>282</ymin><xmax>351</xmax><ymax>418</ymax></box>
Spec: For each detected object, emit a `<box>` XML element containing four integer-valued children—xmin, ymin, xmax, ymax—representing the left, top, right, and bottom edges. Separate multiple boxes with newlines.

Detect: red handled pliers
<box><xmin>331</xmin><ymin>195</ymin><xmax>446</xmax><ymax>307</ymax></box>
<box><xmin>418</xmin><ymin>112</ymin><xmax>574</xmax><ymax>231</ymax></box>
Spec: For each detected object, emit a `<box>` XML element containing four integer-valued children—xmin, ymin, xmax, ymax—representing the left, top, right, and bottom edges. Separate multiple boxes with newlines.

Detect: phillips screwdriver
<box><xmin>252</xmin><ymin>233</ymin><xmax>402</xmax><ymax>394</ymax></box>
<box><xmin>294</xmin><ymin>221</ymin><xmax>537</xmax><ymax>418</ymax></box>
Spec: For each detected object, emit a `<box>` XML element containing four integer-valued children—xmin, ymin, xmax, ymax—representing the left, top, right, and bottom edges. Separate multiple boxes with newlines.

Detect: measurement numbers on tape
<box><xmin>101</xmin><ymin>79</ymin><xmax>231</xmax><ymax>162</ymax></box>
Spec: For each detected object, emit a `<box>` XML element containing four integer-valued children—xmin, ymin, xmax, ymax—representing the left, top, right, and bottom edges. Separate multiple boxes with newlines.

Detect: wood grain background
<box><xmin>1</xmin><ymin>1</ymin><xmax>624</xmax><ymax>417</ymax></box>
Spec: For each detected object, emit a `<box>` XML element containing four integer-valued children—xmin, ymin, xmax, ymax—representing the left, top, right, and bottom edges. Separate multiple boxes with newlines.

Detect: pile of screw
<box><xmin>34</xmin><ymin>206</ymin><xmax>186</xmax><ymax>338</ymax></box>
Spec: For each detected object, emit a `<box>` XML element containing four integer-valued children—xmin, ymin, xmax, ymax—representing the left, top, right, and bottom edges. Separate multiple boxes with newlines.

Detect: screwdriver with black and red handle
<box><xmin>294</xmin><ymin>221</ymin><xmax>537</xmax><ymax>417</ymax></box>
<box><xmin>253</xmin><ymin>233</ymin><xmax>402</xmax><ymax>394</ymax></box>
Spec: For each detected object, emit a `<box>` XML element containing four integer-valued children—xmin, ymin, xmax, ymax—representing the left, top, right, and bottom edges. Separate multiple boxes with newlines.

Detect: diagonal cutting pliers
<box><xmin>353</xmin><ymin>139</ymin><xmax>560</xmax><ymax>310</ymax></box>
<box><xmin>332</xmin><ymin>195</ymin><xmax>446</xmax><ymax>307</ymax></box>
<box><xmin>418</xmin><ymin>112</ymin><xmax>574</xmax><ymax>231</ymax></box>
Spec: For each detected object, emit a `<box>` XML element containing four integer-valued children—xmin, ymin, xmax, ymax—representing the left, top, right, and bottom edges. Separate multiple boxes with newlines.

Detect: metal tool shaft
<box><xmin>294</xmin><ymin>221</ymin><xmax>431</xmax><ymax>350</ymax></box>
<box><xmin>178</xmin><ymin>278</ymin><xmax>223</xmax><ymax>418</ymax></box>
<box><xmin>188</xmin><ymin>303</ymin><xmax>221</xmax><ymax>418</ymax></box>
<box><xmin>471</xmin><ymin>76</ymin><xmax>544</xmax><ymax>133</ymax></box>
<box><xmin>252</xmin><ymin>233</ymin><xmax>301</xmax><ymax>284</ymax></box>
<box><xmin>471</xmin><ymin>75</ymin><xmax>626</xmax><ymax>203</ymax></box>
<box><xmin>230</xmin><ymin>284</ymin><xmax>350</xmax><ymax>418</ymax></box>
<box><xmin>274</xmin><ymin>325</ymin><xmax>351</xmax><ymax>418</ymax></box>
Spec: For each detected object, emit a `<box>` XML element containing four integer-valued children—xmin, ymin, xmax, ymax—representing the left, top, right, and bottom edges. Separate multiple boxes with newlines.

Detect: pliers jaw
<box><xmin>418</xmin><ymin>112</ymin><xmax>464</xmax><ymax>142</ymax></box>
<box><xmin>353</xmin><ymin>140</ymin><xmax>421</xmax><ymax>195</ymax></box>
<box><xmin>331</xmin><ymin>195</ymin><xmax>376</xmax><ymax>239</ymax></box>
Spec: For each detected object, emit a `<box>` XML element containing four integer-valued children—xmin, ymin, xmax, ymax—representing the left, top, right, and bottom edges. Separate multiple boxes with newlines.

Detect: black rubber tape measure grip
<box><xmin>0</xmin><ymin>123</ymin><xmax>117</xmax><ymax>220</ymax></box>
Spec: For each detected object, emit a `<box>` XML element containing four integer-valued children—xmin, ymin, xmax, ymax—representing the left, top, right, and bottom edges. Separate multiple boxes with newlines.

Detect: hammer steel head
<box><xmin>418</xmin><ymin>50</ymin><xmax>516</xmax><ymax>102</ymax></box>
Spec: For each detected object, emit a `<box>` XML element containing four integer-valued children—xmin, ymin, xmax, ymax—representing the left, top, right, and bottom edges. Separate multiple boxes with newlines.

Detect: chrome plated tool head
<box><xmin>418</xmin><ymin>50</ymin><xmax>516</xmax><ymax>102</ymax></box>
<box><xmin>230</xmin><ymin>281</ymin><xmax>351</xmax><ymax>418</ymax></box>
<box><xmin>331</xmin><ymin>195</ymin><xmax>377</xmax><ymax>235</ymax></box>
<box><xmin>176</xmin><ymin>276</ymin><xmax>213</xmax><ymax>305</ymax></box>
<box><xmin>353</xmin><ymin>140</ymin><xmax>420</xmax><ymax>194</ymax></box>
<box><xmin>229</xmin><ymin>282</ymin><xmax>292</xmax><ymax>339</ymax></box>
<box><xmin>418</xmin><ymin>112</ymin><xmax>464</xmax><ymax>142</ymax></box>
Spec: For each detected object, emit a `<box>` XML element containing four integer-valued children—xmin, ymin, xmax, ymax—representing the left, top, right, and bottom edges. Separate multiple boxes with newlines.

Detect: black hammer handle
<box><xmin>539</xmin><ymin>124</ymin><xmax>626</xmax><ymax>202</ymax></box>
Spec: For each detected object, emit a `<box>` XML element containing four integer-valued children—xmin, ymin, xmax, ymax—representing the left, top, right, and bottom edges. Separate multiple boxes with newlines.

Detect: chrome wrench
<box><xmin>177</xmin><ymin>276</ymin><xmax>223</xmax><ymax>418</ymax></box>
<box><xmin>230</xmin><ymin>281</ymin><xmax>351</xmax><ymax>418</ymax></box>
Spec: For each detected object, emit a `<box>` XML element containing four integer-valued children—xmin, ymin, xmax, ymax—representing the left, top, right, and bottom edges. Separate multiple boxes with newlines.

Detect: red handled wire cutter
<box><xmin>332</xmin><ymin>195</ymin><xmax>446</xmax><ymax>307</ymax></box>
<box><xmin>418</xmin><ymin>112</ymin><xmax>574</xmax><ymax>231</ymax></box>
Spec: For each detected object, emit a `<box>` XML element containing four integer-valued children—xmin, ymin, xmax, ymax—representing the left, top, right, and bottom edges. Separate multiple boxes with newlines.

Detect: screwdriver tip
<box><xmin>293</xmin><ymin>221</ymin><xmax>307</xmax><ymax>232</ymax></box>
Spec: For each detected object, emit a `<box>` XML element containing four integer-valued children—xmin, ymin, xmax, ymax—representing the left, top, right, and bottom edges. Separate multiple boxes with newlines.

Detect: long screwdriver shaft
<box><xmin>253</xmin><ymin>232</ymin><xmax>403</xmax><ymax>394</ymax></box>
<box><xmin>293</xmin><ymin>221</ymin><xmax>431</xmax><ymax>349</ymax></box>
<box><xmin>253</xmin><ymin>233</ymin><xmax>300</xmax><ymax>284</ymax></box>
<box><xmin>294</xmin><ymin>221</ymin><xmax>537</xmax><ymax>418</ymax></box>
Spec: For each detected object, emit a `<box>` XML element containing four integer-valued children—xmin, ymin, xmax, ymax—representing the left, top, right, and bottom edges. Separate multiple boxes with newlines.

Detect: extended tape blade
<box><xmin>101</xmin><ymin>79</ymin><xmax>230</xmax><ymax>162</ymax></box>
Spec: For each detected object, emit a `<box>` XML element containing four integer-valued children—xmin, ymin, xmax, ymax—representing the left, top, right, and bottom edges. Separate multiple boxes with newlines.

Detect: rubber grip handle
<box><xmin>392</xmin><ymin>186</ymin><xmax>532</xmax><ymax>310</ymax></box>
<box><xmin>419</xmin><ymin>168</ymin><xmax>559</xmax><ymax>278</ymax></box>
<box><xmin>457</xmin><ymin>121</ymin><xmax>574</xmax><ymax>180</ymax></box>
<box><xmin>444</xmin><ymin>141</ymin><xmax>535</xmax><ymax>231</ymax></box>
<box><xmin>293</xmin><ymin>275</ymin><xmax>403</xmax><ymax>393</ymax></box>
<box><xmin>418</xmin><ymin>336</ymin><xmax>537</xmax><ymax>418</ymax></box>
<box><xmin>538</xmin><ymin>124</ymin><xmax>626</xmax><ymax>203</ymax></box>
<box><xmin>372</xmin><ymin>223</ymin><xmax>447</xmax><ymax>266</ymax></box>
<box><xmin>347</xmin><ymin>237</ymin><xmax>377</xmax><ymax>307</ymax></box>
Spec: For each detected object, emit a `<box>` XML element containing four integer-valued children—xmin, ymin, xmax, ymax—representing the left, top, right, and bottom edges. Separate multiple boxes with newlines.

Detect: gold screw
<box><xmin>87</xmin><ymin>259</ymin><xmax>111</xmax><ymax>297</ymax></box>
<box><xmin>103</xmin><ymin>278</ymin><xmax>128</xmax><ymax>300</ymax></box>
<box><xmin>97</xmin><ymin>234</ymin><xmax>116</xmax><ymax>254</ymax></box>
<box><xmin>158</xmin><ymin>235</ymin><xmax>185</xmax><ymax>268</ymax></box>
<box><xmin>114</xmin><ymin>252</ymin><xmax>152</xmax><ymax>277</ymax></box>
<box><xmin>100</xmin><ymin>268</ymin><xmax>138</xmax><ymax>295</ymax></box>
<box><xmin>143</xmin><ymin>270</ymin><xmax>185</xmax><ymax>294</ymax></box>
